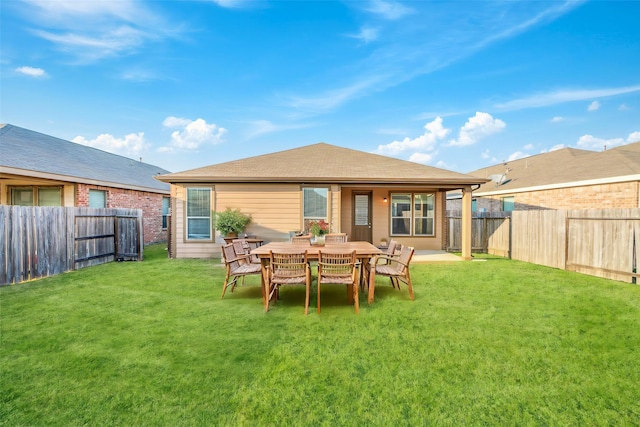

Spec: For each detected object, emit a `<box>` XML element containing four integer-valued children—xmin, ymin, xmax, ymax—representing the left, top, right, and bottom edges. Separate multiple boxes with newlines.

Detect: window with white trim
<box><xmin>162</xmin><ymin>197</ymin><xmax>170</xmax><ymax>229</ymax></box>
<box><xmin>390</xmin><ymin>193</ymin><xmax>435</xmax><ymax>236</ymax></box>
<box><xmin>186</xmin><ymin>188</ymin><xmax>211</xmax><ymax>240</ymax></box>
<box><xmin>302</xmin><ymin>187</ymin><xmax>328</xmax><ymax>230</ymax></box>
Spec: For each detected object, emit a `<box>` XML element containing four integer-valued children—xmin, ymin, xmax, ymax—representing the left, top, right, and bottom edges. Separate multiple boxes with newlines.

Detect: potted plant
<box><xmin>214</xmin><ymin>208</ymin><xmax>251</xmax><ymax>242</ymax></box>
<box><xmin>308</xmin><ymin>219</ymin><xmax>330</xmax><ymax>245</ymax></box>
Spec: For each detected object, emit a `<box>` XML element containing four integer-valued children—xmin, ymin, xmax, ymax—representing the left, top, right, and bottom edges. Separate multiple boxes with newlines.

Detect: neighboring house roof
<box><xmin>155</xmin><ymin>142</ymin><xmax>486</xmax><ymax>187</ymax></box>
<box><xmin>0</xmin><ymin>124</ymin><xmax>170</xmax><ymax>193</ymax></box>
<box><xmin>470</xmin><ymin>141</ymin><xmax>640</xmax><ymax>196</ymax></box>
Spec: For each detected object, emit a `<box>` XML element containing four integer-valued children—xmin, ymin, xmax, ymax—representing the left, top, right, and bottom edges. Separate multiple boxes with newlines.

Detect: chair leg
<box><xmin>305</xmin><ymin>270</ymin><xmax>311</xmax><ymax>315</ymax></box>
<box><xmin>221</xmin><ymin>273</ymin><xmax>237</xmax><ymax>299</ymax></box>
<box><xmin>353</xmin><ymin>280</ymin><xmax>359</xmax><ymax>314</ymax></box>
<box><xmin>317</xmin><ymin>282</ymin><xmax>321</xmax><ymax>314</ymax></box>
<box><xmin>305</xmin><ymin>282</ymin><xmax>310</xmax><ymax>315</ymax></box>
<box><xmin>368</xmin><ymin>270</ymin><xmax>376</xmax><ymax>304</ymax></box>
<box><xmin>406</xmin><ymin>275</ymin><xmax>414</xmax><ymax>300</ymax></box>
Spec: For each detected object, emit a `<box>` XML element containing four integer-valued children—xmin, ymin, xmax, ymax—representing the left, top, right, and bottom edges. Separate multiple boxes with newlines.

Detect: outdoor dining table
<box><xmin>251</xmin><ymin>241</ymin><xmax>382</xmax><ymax>304</ymax></box>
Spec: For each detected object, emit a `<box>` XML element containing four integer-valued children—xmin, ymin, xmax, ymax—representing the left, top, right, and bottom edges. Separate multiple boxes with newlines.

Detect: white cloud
<box><xmin>576</xmin><ymin>134</ymin><xmax>624</xmax><ymax>150</ymax></box>
<box><xmin>408</xmin><ymin>152</ymin><xmax>433</xmax><ymax>164</ymax></box>
<box><xmin>588</xmin><ymin>101</ymin><xmax>600</xmax><ymax>111</ymax></box>
<box><xmin>364</xmin><ymin>0</ymin><xmax>413</xmax><ymax>20</ymax></box>
<box><xmin>161</xmin><ymin>117</ymin><xmax>227</xmax><ymax>151</ymax></box>
<box><xmin>23</xmin><ymin>0</ymin><xmax>178</xmax><ymax>63</ymax></box>
<box><xmin>619</xmin><ymin>104</ymin><xmax>630</xmax><ymax>111</ymax></box>
<box><xmin>551</xmin><ymin>116</ymin><xmax>564</xmax><ymax>123</ymax></box>
<box><xmin>495</xmin><ymin>85</ymin><xmax>640</xmax><ymax>111</ymax></box>
<box><xmin>73</xmin><ymin>132</ymin><xmax>148</xmax><ymax>156</ymax></box>
<box><xmin>508</xmin><ymin>151</ymin><xmax>528</xmax><ymax>161</ymax></box>
<box><xmin>481</xmin><ymin>149</ymin><xmax>491</xmax><ymax>159</ymax></box>
<box><xmin>348</xmin><ymin>27</ymin><xmax>379</xmax><ymax>43</ymax></box>
<box><xmin>15</xmin><ymin>66</ymin><xmax>48</xmax><ymax>77</ymax></box>
<box><xmin>448</xmin><ymin>112</ymin><xmax>506</xmax><ymax>147</ymax></box>
<box><xmin>210</xmin><ymin>0</ymin><xmax>253</xmax><ymax>8</ymax></box>
<box><xmin>523</xmin><ymin>144</ymin><xmax>534</xmax><ymax>150</ymax></box>
<box><xmin>377</xmin><ymin>117</ymin><xmax>449</xmax><ymax>155</ymax></box>
<box><xmin>627</xmin><ymin>131</ymin><xmax>640</xmax><ymax>143</ymax></box>
<box><xmin>550</xmin><ymin>144</ymin><xmax>566</xmax><ymax>151</ymax></box>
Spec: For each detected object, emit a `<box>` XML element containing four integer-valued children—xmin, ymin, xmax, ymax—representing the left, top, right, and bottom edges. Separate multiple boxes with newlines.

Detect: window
<box><xmin>390</xmin><ymin>193</ymin><xmax>435</xmax><ymax>236</ymax></box>
<box><xmin>10</xmin><ymin>186</ymin><xmax>61</xmax><ymax>206</ymax></box>
<box><xmin>501</xmin><ymin>196</ymin><xmax>515</xmax><ymax>212</ymax></box>
<box><xmin>472</xmin><ymin>198</ymin><xmax>477</xmax><ymax>212</ymax></box>
<box><xmin>186</xmin><ymin>188</ymin><xmax>211</xmax><ymax>240</ymax></box>
<box><xmin>162</xmin><ymin>197</ymin><xmax>170</xmax><ymax>229</ymax></box>
<box><xmin>302</xmin><ymin>187</ymin><xmax>328</xmax><ymax>230</ymax></box>
<box><xmin>89</xmin><ymin>190</ymin><xmax>107</xmax><ymax>208</ymax></box>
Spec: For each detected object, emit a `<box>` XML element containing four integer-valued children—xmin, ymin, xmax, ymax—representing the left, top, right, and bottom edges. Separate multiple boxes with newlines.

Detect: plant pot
<box><xmin>311</xmin><ymin>235</ymin><xmax>325</xmax><ymax>246</ymax></box>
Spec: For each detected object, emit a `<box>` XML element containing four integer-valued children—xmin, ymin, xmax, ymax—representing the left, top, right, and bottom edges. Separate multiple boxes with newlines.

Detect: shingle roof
<box><xmin>470</xmin><ymin>141</ymin><xmax>640</xmax><ymax>194</ymax></box>
<box><xmin>156</xmin><ymin>142</ymin><xmax>486</xmax><ymax>187</ymax></box>
<box><xmin>0</xmin><ymin>124</ymin><xmax>170</xmax><ymax>193</ymax></box>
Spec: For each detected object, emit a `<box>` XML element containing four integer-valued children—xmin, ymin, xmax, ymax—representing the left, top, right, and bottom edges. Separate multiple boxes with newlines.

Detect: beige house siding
<box><xmin>214</xmin><ymin>183</ymin><xmax>302</xmax><ymax>241</ymax></box>
<box><xmin>172</xmin><ymin>183</ymin><xmax>305</xmax><ymax>258</ymax></box>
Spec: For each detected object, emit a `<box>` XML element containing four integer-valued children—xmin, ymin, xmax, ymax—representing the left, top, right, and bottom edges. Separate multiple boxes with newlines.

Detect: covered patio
<box><xmin>155</xmin><ymin>143</ymin><xmax>487</xmax><ymax>260</ymax></box>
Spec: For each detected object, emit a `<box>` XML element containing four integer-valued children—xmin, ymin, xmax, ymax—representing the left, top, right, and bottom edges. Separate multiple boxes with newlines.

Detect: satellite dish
<box><xmin>489</xmin><ymin>173</ymin><xmax>510</xmax><ymax>188</ymax></box>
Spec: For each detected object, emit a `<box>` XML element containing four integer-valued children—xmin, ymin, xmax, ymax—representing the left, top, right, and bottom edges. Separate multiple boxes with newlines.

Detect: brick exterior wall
<box><xmin>76</xmin><ymin>184</ymin><xmax>168</xmax><ymax>244</ymax></box>
<box><xmin>448</xmin><ymin>181</ymin><xmax>640</xmax><ymax>212</ymax></box>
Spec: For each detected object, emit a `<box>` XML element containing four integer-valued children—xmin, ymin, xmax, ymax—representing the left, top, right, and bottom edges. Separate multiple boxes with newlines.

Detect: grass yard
<box><xmin>1</xmin><ymin>244</ymin><xmax>639</xmax><ymax>426</ymax></box>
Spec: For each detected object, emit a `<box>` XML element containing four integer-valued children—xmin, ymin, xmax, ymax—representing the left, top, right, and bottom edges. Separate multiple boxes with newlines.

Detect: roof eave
<box><xmin>155</xmin><ymin>175</ymin><xmax>488</xmax><ymax>187</ymax></box>
<box><xmin>1</xmin><ymin>166</ymin><xmax>170</xmax><ymax>194</ymax></box>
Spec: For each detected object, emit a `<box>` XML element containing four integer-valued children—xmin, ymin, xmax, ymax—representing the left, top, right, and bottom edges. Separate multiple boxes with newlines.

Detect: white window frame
<box><xmin>390</xmin><ymin>192</ymin><xmax>435</xmax><ymax>237</ymax></box>
<box><xmin>162</xmin><ymin>197</ymin><xmax>170</xmax><ymax>229</ymax></box>
<box><xmin>302</xmin><ymin>187</ymin><xmax>329</xmax><ymax>231</ymax></box>
<box><xmin>186</xmin><ymin>188</ymin><xmax>212</xmax><ymax>241</ymax></box>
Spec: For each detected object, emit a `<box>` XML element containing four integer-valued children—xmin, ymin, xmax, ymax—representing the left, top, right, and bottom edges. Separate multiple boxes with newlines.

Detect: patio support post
<box><xmin>461</xmin><ymin>186</ymin><xmax>473</xmax><ymax>260</ymax></box>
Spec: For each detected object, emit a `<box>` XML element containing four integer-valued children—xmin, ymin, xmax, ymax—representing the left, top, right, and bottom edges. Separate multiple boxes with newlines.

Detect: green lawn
<box><xmin>2</xmin><ymin>244</ymin><xmax>639</xmax><ymax>426</ymax></box>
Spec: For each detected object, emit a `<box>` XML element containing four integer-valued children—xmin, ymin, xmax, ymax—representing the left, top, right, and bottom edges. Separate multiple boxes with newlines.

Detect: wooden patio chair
<box><xmin>232</xmin><ymin>239</ymin><xmax>260</xmax><ymax>264</ymax></box>
<box><xmin>266</xmin><ymin>250</ymin><xmax>312</xmax><ymax>314</ymax></box>
<box><xmin>368</xmin><ymin>245</ymin><xmax>414</xmax><ymax>304</ymax></box>
<box><xmin>324</xmin><ymin>233</ymin><xmax>348</xmax><ymax>244</ymax></box>
<box><xmin>317</xmin><ymin>249</ymin><xmax>359</xmax><ymax>314</ymax></box>
<box><xmin>221</xmin><ymin>243</ymin><xmax>262</xmax><ymax>299</ymax></box>
<box><xmin>363</xmin><ymin>239</ymin><xmax>398</xmax><ymax>287</ymax></box>
<box><xmin>291</xmin><ymin>235</ymin><xmax>312</xmax><ymax>245</ymax></box>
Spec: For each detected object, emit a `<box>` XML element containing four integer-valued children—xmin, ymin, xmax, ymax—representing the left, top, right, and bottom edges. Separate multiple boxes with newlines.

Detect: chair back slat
<box><xmin>318</xmin><ymin>250</ymin><xmax>356</xmax><ymax>277</ymax></box>
<box><xmin>291</xmin><ymin>235</ymin><xmax>312</xmax><ymax>245</ymax></box>
<box><xmin>324</xmin><ymin>233</ymin><xmax>348</xmax><ymax>244</ymax></box>
<box><xmin>223</xmin><ymin>244</ymin><xmax>241</xmax><ymax>270</ymax></box>
<box><xmin>270</xmin><ymin>251</ymin><xmax>308</xmax><ymax>281</ymax></box>
<box><xmin>395</xmin><ymin>246</ymin><xmax>414</xmax><ymax>273</ymax></box>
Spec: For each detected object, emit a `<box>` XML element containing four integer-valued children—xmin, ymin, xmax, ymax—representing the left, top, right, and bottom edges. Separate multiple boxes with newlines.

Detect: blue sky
<box><xmin>2</xmin><ymin>0</ymin><xmax>639</xmax><ymax>173</ymax></box>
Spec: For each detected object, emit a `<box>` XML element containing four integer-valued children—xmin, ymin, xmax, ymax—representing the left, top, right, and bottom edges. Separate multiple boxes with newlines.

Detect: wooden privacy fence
<box><xmin>446</xmin><ymin>211</ymin><xmax>511</xmax><ymax>256</ymax></box>
<box><xmin>512</xmin><ymin>209</ymin><xmax>640</xmax><ymax>283</ymax></box>
<box><xmin>0</xmin><ymin>206</ymin><xmax>143</xmax><ymax>286</ymax></box>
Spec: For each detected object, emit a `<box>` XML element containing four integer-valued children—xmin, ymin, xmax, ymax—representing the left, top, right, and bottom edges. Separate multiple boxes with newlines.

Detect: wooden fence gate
<box><xmin>446</xmin><ymin>211</ymin><xmax>511</xmax><ymax>256</ymax></box>
<box><xmin>1</xmin><ymin>206</ymin><xmax>143</xmax><ymax>286</ymax></box>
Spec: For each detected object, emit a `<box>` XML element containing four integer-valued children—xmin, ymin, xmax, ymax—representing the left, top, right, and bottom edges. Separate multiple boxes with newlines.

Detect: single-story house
<box><xmin>155</xmin><ymin>143</ymin><xmax>487</xmax><ymax>260</ymax></box>
<box><xmin>447</xmin><ymin>140</ymin><xmax>640</xmax><ymax>212</ymax></box>
<box><xmin>0</xmin><ymin>123</ymin><xmax>171</xmax><ymax>244</ymax></box>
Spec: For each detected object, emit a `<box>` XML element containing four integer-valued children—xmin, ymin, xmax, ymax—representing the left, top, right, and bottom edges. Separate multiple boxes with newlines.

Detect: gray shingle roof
<box><xmin>470</xmin><ymin>141</ymin><xmax>640</xmax><ymax>194</ymax></box>
<box><xmin>0</xmin><ymin>124</ymin><xmax>170</xmax><ymax>193</ymax></box>
<box><xmin>156</xmin><ymin>142</ymin><xmax>486</xmax><ymax>187</ymax></box>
